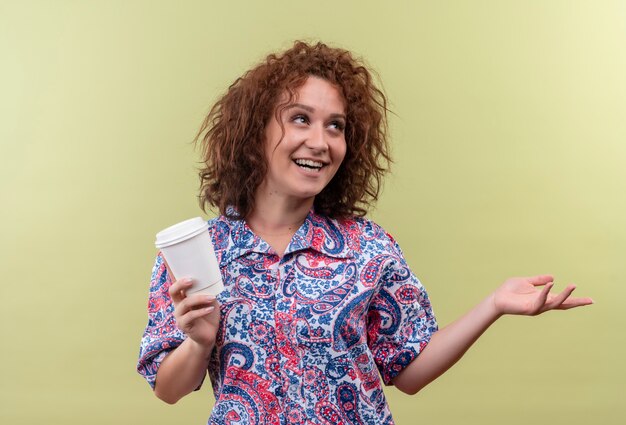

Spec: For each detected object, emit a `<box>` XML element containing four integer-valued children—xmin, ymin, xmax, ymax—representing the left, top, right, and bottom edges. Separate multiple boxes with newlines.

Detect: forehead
<box><xmin>279</xmin><ymin>76</ymin><xmax>346</xmax><ymax>112</ymax></box>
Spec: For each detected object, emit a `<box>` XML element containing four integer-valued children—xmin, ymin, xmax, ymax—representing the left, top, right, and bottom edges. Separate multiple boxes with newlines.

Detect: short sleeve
<box><xmin>136</xmin><ymin>253</ymin><xmax>186</xmax><ymax>389</ymax></box>
<box><xmin>366</xmin><ymin>236</ymin><xmax>438</xmax><ymax>385</ymax></box>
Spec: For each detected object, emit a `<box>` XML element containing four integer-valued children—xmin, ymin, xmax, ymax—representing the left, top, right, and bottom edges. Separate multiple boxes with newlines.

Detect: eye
<box><xmin>291</xmin><ymin>114</ymin><xmax>309</xmax><ymax>125</ymax></box>
<box><xmin>328</xmin><ymin>120</ymin><xmax>346</xmax><ymax>132</ymax></box>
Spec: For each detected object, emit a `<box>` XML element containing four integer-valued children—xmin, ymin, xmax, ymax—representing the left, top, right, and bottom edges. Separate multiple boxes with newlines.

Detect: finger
<box><xmin>186</xmin><ymin>294</ymin><xmax>218</xmax><ymax>310</ymax></box>
<box><xmin>175</xmin><ymin>294</ymin><xmax>217</xmax><ymax>316</ymax></box>
<box><xmin>556</xmin><ymin>296</ymin><xmax>594</xmax><ymax>310</ymax></box>
<box><xmin>533</xmin><ymin>281</ymin><xmax>554</xmax><ymax>313</ymax></box>
<box><xmin>527</xmin><ymin>275</ymin><xmax>554</xmax><ymax>286</ymax></box>
<box><xmin>168</xmin><ymin>278</ymin><xmax>194</xmax><ymax>304</ymax></box>
<box><xmin>542</xmin><ymin>284</ymin><xmax>576</xmax><ymax>312</ymax></box>
<box><xmin>177</xmin><ymin>305</ymin><xmax>216</xmax><ymax>329</ymax></box>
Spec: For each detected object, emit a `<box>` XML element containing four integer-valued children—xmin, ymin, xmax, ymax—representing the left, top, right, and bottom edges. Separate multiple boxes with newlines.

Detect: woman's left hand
<box><xmin>492</xmin><ymin>275</ymin><xmax>594</xmax><ymax>316</ymax></box>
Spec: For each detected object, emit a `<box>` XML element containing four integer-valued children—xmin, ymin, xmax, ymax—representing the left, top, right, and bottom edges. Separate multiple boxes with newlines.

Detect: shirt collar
<box><xmin>216</xmin><ymin>209</ymin><xmax>357</xmax><ymax>267</ymax></box>
<box><xmin>285</xmin><ymin>209</ymin><xmax>356</xmax><ymax>259</ymax></box>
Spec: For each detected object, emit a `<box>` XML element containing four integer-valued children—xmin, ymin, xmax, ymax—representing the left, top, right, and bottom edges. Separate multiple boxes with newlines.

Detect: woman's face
<box><xmin>260</xmin><ymin>76</ymin><xmax>347</xmax><ymax>205</ymax></box>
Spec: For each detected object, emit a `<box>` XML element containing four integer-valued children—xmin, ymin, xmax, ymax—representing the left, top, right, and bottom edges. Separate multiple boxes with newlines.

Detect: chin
<box><xmin>291</xmin><ymin>188</ymin><xmax>322</xmax><ymax>200</ymax></box>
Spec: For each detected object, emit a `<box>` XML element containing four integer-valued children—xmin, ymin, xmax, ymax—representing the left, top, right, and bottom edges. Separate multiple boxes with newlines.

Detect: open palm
<box><xmin>493</xmin><ymin>275</ymin><xmax>593</xmax><ymax>316</ymax></box>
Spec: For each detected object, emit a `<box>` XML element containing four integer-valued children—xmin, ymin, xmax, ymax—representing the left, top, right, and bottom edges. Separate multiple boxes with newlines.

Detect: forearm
<box><xmin>393</xmin><ymin>293</ymin><xmax>500</xmax><ymax>395</ymax></box>
<box><xmin>154</xmin><ymin>338</ymin><xmax>214</xmax><ymax>404</ymax></box>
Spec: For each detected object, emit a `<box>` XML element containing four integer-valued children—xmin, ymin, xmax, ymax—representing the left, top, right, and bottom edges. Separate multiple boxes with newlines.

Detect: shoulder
<box><xmin>351</xmin><ymin>216</ymin><xmax>392</xmax><ymax>239</ymax></box>
<box><xmin>324</xmin><ymin>215</ymin><xmax>402</xmax><ymax>258</ymax></box>
<box><xmin>206</xmin><ymin>214</ymin><xmax>246</xmax><ymax>250</ymax></box>
<box><xmin>206</xmin><ymin>214</ymin><xmax>237</xmax><ymax>240</ymax></box>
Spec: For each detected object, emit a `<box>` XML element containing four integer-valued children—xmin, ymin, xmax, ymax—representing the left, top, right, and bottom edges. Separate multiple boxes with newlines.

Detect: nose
<box><xmin>304</xmin><ymin>124</ymin><xmax>329</xmax><ymax>153</ymax></box>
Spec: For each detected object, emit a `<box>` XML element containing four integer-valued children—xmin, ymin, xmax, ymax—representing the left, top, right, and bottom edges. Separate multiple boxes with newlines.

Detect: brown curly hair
<box><xmin>195</xmin><ymin>40</ymin><xmax>391</xmax><ymax>219</ymax></box>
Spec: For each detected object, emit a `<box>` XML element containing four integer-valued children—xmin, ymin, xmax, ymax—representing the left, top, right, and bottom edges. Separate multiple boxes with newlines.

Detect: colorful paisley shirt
<box><xmin>138</xmin><ymin>210</ymin><xmax>438</xmax><ymax>424</ymax></box>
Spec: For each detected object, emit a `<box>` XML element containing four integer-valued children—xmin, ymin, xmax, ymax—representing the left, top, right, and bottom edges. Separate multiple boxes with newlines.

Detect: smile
<box><xmin>293</xmin><ymin>158</ymin><xmax>325</xmax><ymax>171</ymax></box>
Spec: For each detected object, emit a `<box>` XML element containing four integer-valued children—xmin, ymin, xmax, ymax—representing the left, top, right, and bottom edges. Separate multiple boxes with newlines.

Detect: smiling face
<box><xmin>258</xmin><ymin>76</ymin><xmax>347</xmax><ymax>207</ymax></box>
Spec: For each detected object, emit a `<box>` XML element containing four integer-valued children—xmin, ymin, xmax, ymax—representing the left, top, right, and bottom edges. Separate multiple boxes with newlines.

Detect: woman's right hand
<box><xmin>169</xmin><ymin>278</ymin><xmax>221</xmax><ymax>350</ymax></box>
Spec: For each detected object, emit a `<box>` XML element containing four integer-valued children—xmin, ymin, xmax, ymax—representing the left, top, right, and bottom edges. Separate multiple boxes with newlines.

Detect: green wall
<box><xmin>1</xmin><ymin>1</ymin><xmax>624</xmax><ymax>423</ymax></box>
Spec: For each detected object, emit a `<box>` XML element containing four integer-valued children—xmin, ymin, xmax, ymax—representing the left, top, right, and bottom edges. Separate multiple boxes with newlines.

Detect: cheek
<box><xmin>335</xmin><ymin>140</ymin><xmax>347</xmax><ymax>164</ymax></box>
<box><xmin>263</xmin><ymin>117</ymin><xmax>287</xmax><ymax>158</ymax></box>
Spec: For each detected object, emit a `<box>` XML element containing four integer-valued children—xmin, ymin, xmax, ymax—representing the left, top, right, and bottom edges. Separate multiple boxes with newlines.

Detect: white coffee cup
<box><xmin>155</xmin><ymin>217</ymin><xmax>223</xmax><ymax>295</ymax></box>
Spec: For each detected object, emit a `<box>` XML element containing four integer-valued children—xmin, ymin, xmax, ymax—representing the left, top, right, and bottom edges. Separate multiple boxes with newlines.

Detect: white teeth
<box><xmin>294</xmin><ymin>159</ymin><xmax>324</xmax><ymax>169</ymax></box>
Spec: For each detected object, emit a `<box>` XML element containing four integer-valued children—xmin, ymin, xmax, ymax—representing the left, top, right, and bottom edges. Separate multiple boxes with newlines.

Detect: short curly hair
<box><xmin>195</xmin><ymin>40</ymin><xmax>391</xmax><ymax>219</ymax></box>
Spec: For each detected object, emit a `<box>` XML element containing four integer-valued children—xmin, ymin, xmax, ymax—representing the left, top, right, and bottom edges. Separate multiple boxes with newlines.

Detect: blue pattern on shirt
<box><xmin>138</xmin><ymin>210</ymin><xmax>438</xmax><ymax>424</ymax></box>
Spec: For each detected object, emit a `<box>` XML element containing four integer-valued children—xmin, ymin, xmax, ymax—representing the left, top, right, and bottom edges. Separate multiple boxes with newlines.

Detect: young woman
<box><xmin>138</xmin><ymin>41</ymin><xmax>592</xmax><ymax>424</ymax></box>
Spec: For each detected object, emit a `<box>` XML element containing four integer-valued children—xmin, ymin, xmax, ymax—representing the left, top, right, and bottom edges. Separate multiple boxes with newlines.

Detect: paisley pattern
<box><xmin>137</xmin><ymin>210</ymin><xmax>438</xmax><ymax>424</ymax></box>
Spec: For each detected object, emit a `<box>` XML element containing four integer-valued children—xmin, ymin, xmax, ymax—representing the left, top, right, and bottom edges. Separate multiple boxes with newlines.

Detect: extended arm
<box><xmin>392</xmin><ymin>275</ymin><xmax>593</xmax><ymax>395</ymax></box>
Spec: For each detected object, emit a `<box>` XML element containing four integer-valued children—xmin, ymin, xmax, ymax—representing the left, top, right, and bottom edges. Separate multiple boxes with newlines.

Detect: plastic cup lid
<box><xmin>155</xmin><ymin>217</ymin><xmax>208</xmax><ymax>248</ymax></box>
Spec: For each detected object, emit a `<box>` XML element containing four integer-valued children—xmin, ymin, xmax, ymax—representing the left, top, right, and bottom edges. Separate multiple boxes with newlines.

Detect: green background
<box><xmin>1</xmin><ymin>1</ymin><xmax>624</xmax><ymax>423</ymax></box>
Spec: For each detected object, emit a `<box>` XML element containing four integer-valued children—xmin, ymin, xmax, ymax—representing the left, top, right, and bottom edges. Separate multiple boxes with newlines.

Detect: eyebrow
<box><xmin>286</xmin><ymin>103</ymin><xmax>346</xmax><ymax>120</ymax></box>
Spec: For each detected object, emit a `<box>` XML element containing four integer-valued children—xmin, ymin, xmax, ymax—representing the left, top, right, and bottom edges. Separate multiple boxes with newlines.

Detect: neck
<box><xmin>247</xmin><ymin>186</ymin><xmax>313</xmax><ymax>237</ymax></box>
